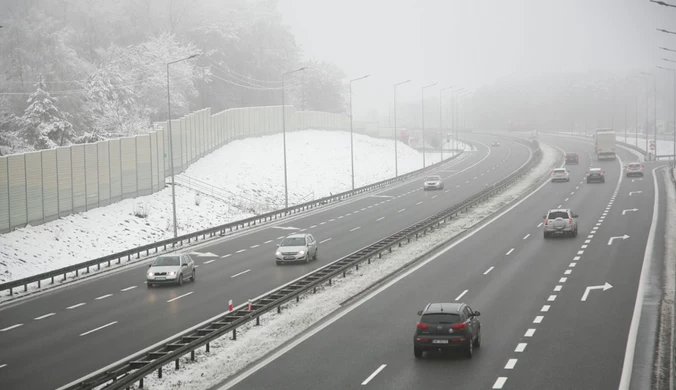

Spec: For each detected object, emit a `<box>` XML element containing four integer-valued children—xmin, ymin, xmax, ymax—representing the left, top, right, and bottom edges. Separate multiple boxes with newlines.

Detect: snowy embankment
<box><xmin>132</xmin><ymin>142</ymin><xmax>560</xmax><ymax>390</ymax></box>
<box><xmin>0</xmin><ymin>130</ymin><xmax>471</xmax><ymax>283</ymax></box>
<box><xmin>615</xmin><ymin>135</ymin><xmax>674</xmax><ymax>157</ymax></box>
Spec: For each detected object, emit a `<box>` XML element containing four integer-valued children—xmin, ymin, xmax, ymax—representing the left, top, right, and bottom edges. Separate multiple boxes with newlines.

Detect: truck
<box><xmin>595</xmin><ymin>128</ymin><xmax>616</xmax><ymax>160</ymax></box>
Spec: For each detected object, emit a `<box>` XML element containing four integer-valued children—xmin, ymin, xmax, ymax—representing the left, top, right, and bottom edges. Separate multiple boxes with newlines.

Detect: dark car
<box><xmin>626</xmin><ymin>162</ymin><xmax>644</xmax><ymax>177</ymax></box>
<box><xmin>586</xmin><ymin>168</ymin><xmax>605</xmax><ymax>183</ymax></box>
<box><xmin>413</xmin><ymin>302</ymin><xmax>481</xmax><ymax>359</ymax></box>
<box><xmin>565</xmin><ymin>153</ymin><xmax>579</xmax><ymax>165</ymax></box>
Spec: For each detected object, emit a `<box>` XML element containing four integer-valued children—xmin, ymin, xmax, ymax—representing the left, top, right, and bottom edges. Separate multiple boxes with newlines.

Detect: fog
<box><xmin>280</xmin><ymin>0</ymin><xmax>676</xmax><ymax>128</ymax></box>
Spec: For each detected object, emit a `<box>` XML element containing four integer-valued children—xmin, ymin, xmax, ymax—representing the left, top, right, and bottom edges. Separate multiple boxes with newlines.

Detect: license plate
<box><xmin>283</xmin><ymin>257</ymin><xmax>294</xmax><ymax>260</ymax></box>
<box><xmin>432</xmin><ymin>339</ymin><xmax>449</xmax><ymax>344</ymax></box>
<box><xmin>155</xmin><ymin>277</ymin><xmax>166</xmax><ymax>280</ymax></box>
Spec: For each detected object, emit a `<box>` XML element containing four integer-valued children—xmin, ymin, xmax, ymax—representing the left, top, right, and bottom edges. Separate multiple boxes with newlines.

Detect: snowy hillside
<box><xmin>0</xmin><ymin>130</ymin><xmax>470</xmax><ymax>282</ymax></box>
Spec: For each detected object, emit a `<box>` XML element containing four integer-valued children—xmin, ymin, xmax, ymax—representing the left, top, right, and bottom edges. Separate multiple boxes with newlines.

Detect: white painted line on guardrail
<box><xmin>167</xmin><ymin>292</ymin><xmax>193</xmax><ymax>303</ymax></box>
<box><xmin>80</xmin><ymin>321</ymin><xmax>117</xmax><ymax>336</ymax></box>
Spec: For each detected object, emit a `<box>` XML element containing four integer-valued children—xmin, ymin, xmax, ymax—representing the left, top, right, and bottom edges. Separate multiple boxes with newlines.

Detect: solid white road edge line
<box><xmin>218</xmin><ymin>145</ymin><xmax>555</xmax><ymax>389</ymax></box>
<box><xmin>618</xmin><ymin>165</ymin><xmax>662</xmax><ymax>390</ymax></box>
<box><xmin>361</xmin><ymin>364</ymin><xmax>387</xmax><ymax>385</ymax></box>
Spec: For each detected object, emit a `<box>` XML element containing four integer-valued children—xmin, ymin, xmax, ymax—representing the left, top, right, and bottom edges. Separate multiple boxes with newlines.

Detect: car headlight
<box><xmin>276</xmin><ymin>251</ymin><xmax>281</xmax><ymax>256</ymax></box>
<box><xmin>147</xmin><ymin>272</ymin><xmax>154</xmax><ymax>277</ymax></box>
<box><xmin>298</xmin><ymin>250</ymin><xmax>305</xmax><ymax>256</ymax></box>
<box><xmin>168</xmin><ymin>271</ymin><xmax>177</xmax><ymax>276</ymax></box>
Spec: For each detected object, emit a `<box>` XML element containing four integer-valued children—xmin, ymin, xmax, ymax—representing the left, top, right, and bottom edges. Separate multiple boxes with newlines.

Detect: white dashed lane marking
<box><xmin>455</xmin><ymin>290</ymin><xmax>468</xmax><ymax>301</ymax></box>
<box><xmin>320</xmin><ymin>238</ymin><xmax>332</xmax><ymax>244</ymax></box>
<box><xmin>505</xmin><ymin>359</ymin><xmax>518</xmax><ymax>369</ymax></box>
<box><xmin>525</xmin><ymin>329</ymin><xmax>536</xmax><ymax>337</ymax></box>
<box><xmin>231</xmin><ymin>269</ymin><xmax>251</xmax><ymax>278</ymax></box>
<box><xmin>523</xmin><ymin>234</ymin><xmax>530</xmax><ymax>240</ymax></box>
<box><xmin>67</xmin><ymin>303</ymin><xmax>85</xmax><ymax>310</ymax></box>
<box><xmin>506</xmin><ymin>248</ymin><xmax>514</xmax><ymax>255</ymax></box>
<box><xmin>264</xmin><ymin>240</ymin><xmax>273</xmax><ymax>244</ymax></box>
<box><xmin>376</xmin><ymin>217</ymin><xmax>385</xmax><ymax>221</ymax></box>
<box><xmin>80</xmin><ymin>321</ymin><xmax>117</xmax><ymax>336</ymax></box>
<box><xmin>95</xmin><ymin>294</ymin><xmax>112</xmax><ymax>300</ymax></box>
<box><xmin>493</xmin><ymin>377</ymin><xmax>508</xmax><ymax>389</ymax></box>
<box><xmin>398</xmin><ymin>209</ymin><xmax>406</xmax><ymax>213</ymax></box>
<box><xmin>0</xmin><ymin>324</ymin><xmax>23</xmax><ymax>332</ymax></box>
<box><xmin>515</xmin><ymin>343</ymin><xmax>527</xmax><ymax>352</ymax></box>
<box><xmin>204</xmin><ymin>260</ymin><xmax>216</xmax><ymax>264</ymax></box>
<box><xmin>34</xmin><ymin>313</ymin><xmax>56</xmax><ymax>321</ymax></box>
<box><xmin>541</xmin><ymin>305</ymin><xmax>550</xmax><ymax>312</ymax></box>
<box><xmin>350</xmin><ymin>227</ymin><xmax>361</xmax><ymax>232</ymax></box>
<box><xmin>121</xmin><ymin>286</ymin><xmax>136</xmax><ymax>292</ymax></box>
<box><xmin>167</xmin><ymin>292</ymin><xmax>193</xmax><ymax>303</ymax></box>
<box><xmin>236</xmin><ymin>249</ymin><xmax>246</xmax><ymax>253</ymax></box>
<box><xmin>534</xmin><ymin>316</ymin><xmax>544</xmax><ymax>323</ymax></box>
<box><xmin>484</xmin><ymin>266</ymin><xmax>494</xmax><ymax>275</ymax></box>
<box><xmin>250</xmin><ymin>244</ymin><xmax>260</xmax><ymax>249</ymax></box>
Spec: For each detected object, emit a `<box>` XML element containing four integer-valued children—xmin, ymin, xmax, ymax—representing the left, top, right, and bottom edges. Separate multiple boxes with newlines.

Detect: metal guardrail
<box><xmin>62</xmin><ymin>138</ymin><xmax>541</xmax><ymax>390</ymax></box>
<box><xmin>0</xmin><ymin>146</ymin><xmax>471</xmax><ymax>297</ymax></box>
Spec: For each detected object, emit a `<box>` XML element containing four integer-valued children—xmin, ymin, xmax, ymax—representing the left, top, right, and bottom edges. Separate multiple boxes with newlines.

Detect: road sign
<box><xmin>650</xmin><ymin>141</ymin><xmax>655</xmax><ymax>151</ymax></box>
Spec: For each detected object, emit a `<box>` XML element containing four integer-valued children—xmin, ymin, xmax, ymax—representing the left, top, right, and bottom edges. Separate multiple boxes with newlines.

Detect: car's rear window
<box><xmin>566</xmin><ymin>154</ymin><xmax>577</xmax><ymax>157</ymax></box>
<box><xmin>547</xmin><ymin>211</ymin><xmax>569</xmax><ymax>219</ymax></box>
<box><xmin>421</xmin><ymin>313</ymin><xmax>461</xmax><ymax>324</ymax></box>
<box><xmin>590</xmin><ymin>169</ymin><xmax>601</xmax><ymax>173</ymax></box>
<box><xmin>553</xmin><ymin>169</ymin><xmax>566</xmax><ymax>173</ymax></box>
<box><xmin>281</xmin><ymin>236</ymin><xmax>306</xmax><ymax>246</ymax></box>
<box><xmin>427</xmin><ymin>176</ymin><xmax>440</xmax><ymax>181</ymax></box>
<box><xmin>629</xmin><ymin>163</ymin><xmax>641</xmax><ymax>168</ymax></box>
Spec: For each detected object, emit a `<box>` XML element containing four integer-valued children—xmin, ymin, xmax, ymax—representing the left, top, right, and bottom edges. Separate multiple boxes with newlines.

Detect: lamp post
<box><xmin>393</xmin><ymin>79</ymin><xmax>411</xmax><ymax>176</ymax></box>
<box><xmin>281</xmin><ymin>66</ymin><xmax>307</xmax><ymax>209</ymax></box>
<box><xmin>658</xmin><ymin>65</ymin><xmax>676</xmax><ymax>165</ymax></box>
<box><xmin>641</xmin><ymin>72</ymin><xmax>657</xmax><ymax>159</ymax></box>
<box><xmin>349</xmin><ymin>74</ymin><xmax>370</xmax><ymax>190</ymax></box>
<box><xmin>421</xmin><ymin>82</ymin><xmax>437</xmax><ymax>168</ymax></box>
<box><xmin>439</xmin><ymin>86</ymin><xmax>454</xmax><ymax>161</ymax></box>
<box><xmin>166</xmin><ymin>53</ymin><xmax>199</xmax><ymax>238</ymax></box>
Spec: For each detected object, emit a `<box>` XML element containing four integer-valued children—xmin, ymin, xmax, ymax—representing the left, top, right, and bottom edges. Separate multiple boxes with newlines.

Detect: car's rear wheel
<box><xmin>543</xmin><ymin>232</ymin><xmax>549</xmax><ymax>239</ymax></box>
<box><xmin>177</xmin><ymin>274</ymin><xmax>183</xmax><ymax>286</ymax></box>
<box><xmin>466</xmin><ymin>340</ymin><xmax>474</xmax><ymax>359</ymax></box>
<box><xmin>305</xmin><ymin>255</ymin><xmax>310</xmax><ymax>264</ymax></box>
<box><xmin>414</xmin><ymin>347</ymin><xmax>423</xmax><ymax>358</ymax></box>
<box><xmin>276</xmin><ymin>261</ymin><xmax>282</xmax><ymax>266</ymax></box>
<box><xmin>313</xmin><ymin>250</ymin><xmax>318</xmax><ymax>261</ymax></box>
<box><xmin>147</xmin><ymin>283</ymin><xmax>153</xmax><ymax>288</ymax></box>
<box><xmin>474</xmin><ymin>330</ymin><xmax>482</xmax><ymax>348</ymax></box>
<box><xmin>192</xmin><ymin>269</ymin><xmax>196</xmax><ymax>282</ymax></box>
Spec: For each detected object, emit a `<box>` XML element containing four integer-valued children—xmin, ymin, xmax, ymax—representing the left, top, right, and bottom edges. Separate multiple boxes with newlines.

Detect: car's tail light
<box><xmin>545</xmin><ymin>219</ymin><xmax>549</xmax><ymax>225</ymax></box>
<box><xmin>600</xmin><ymin>173</ymin><xmax>604</xmax><ymax>176</ymax></box>
<box><xmin>451</xmin><ymin>323</ymin><xmax>466</xmax><ymax>330</ymax></box>
<box><xmin>417</xmin><ymin>322</ymin><xmax>429</xmax><ymax>330</ymax></box>
<box><xmin>451</xmin><ymin>337</ymin><xmax>466</xmax><ymax>343</ymax></box>
<box><xmin>627</xmin><ymin>167</ymin><xmax>631</xmax><ymax>171</ymax></box>
<box><xmin>586</xmin><ymin>173</ymin><xmax>590</xmax><ymax>177</ymax></box>
<box><xmin>569</xmin><ymin>218</ymin><xmax>573</xmax><ymax>225</ymax></box>
<box><xmin>565</xmin><ymin>157</ymin><xmax>568</xmax><ymax>160</ymax></box>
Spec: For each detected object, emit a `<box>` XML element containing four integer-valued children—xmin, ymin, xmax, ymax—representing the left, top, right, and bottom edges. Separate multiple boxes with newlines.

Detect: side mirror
<box><xmin>277</xmin><ymin>244</ymin><xmax>280</xmax><ymax>247</ymax></box>
<box><xmin>148</xmin><ymin>264</ymin><xmax>152</xmax><ymax>268</ymax></box>
<box><xmin>474</xmin><ymin>311</ymin><xmax>481</xmax><ymax>316</ymax></box>
<box><xmin>417</xmin><ymin>310</ymin><xmax>423</xmax><ymax>316</ymax></box>
<box><xmin>573</xmin><ymin>214</ymin><xmax>579</xmax><ymax>218</ymax></box>
<box><xmin>542</xmin><ymin>215</ymin><xmax>546</xmax><ymax>219</ymax></box>
<box><xmin>182</xmin><ymin>264</ymin><xmax>188</xmax><ymax>267</ymax></box>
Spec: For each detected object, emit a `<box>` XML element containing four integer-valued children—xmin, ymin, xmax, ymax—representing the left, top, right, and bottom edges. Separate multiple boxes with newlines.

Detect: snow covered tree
<box><xmin>291</xmin><ymin>60</ymin><xmax>347</xmax><ymax>114</ymax></box>
<box><xmin>20</xmin><ymin>75</ymin><xmax>75</xmax><ymax>149</ymax></box>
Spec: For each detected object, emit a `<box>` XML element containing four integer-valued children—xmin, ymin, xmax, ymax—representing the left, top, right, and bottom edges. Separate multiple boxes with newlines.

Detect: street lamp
<box><xmin>421</xmin><ymin>82</ymin><xmax>437</xmax><ymax>168</ymax></box>
<box><xmin>393</xmin><ymin>79</ymin><xmax>411</xmax><ymax>176</ymax></box>
<box><xmin>658</xmin><ymin>28</ymin><xmax>676</xmax><ymax>35</ymax></box>
<box><xmin>281</xmin><ymin>66</ymin><xmax>307</xmax><ymax>209</ymax></box>
<box><xmin>665</xmin><ymin>58</ymin><xmax>676</xmax><ymax>64</ymax></box>
<box><xmin>452</xmin><ymin>88</ymin><xmax>466</xmax><ymax>150</ymax></box>
<box><xmin>641</xmin><ymin>72</ymin><xmax>657</xmax><ymax>159</ymax></box>
<box><xmin>349</xmin><ymin>74</ymin><xmax>371</xmax><ymax>190</ymax></box>
<box><xmin>166</xmin><ymin>53</ymin><xmax>199</xmax><ymax>238</ymax></box>
<box><xmin>661</xmin><ymin>47</ymin><xmax>676</xmax><ymax>54</ymax></box>
<box><xmin>439</xmin><ymin>86</ymin><xmax>455</xmax><ymax>161</ymax></box>
<box><xmin>658</xmin><ymin>65</ymin><xmax>676</xmax><ymax>166</ymax></box>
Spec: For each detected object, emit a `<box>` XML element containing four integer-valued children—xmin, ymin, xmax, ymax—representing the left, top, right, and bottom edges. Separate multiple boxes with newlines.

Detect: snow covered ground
<box><xmin>130</xmin><ymin>142</ymin><xmax>560</xmax><ymax>390</ymax></box>
<box><xmin>0</xmin><ymin>130</ymin><xmax>471</xmax><ymax>283</ymax></box>
<box><xmin>615</xmin><ymin>135</ymin><xmax>675</xmax><ymax>159</ymax></box>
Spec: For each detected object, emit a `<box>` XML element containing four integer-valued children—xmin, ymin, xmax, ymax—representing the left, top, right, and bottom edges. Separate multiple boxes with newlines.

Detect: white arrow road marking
<box><xmin>608</xmin><ymin>235</ymin><xmax>630</xmax><ymax>245</ymax></box>
<box><xmin>622</xmin><ymin>209</ymin><xmax>638</xmax><ymax>215</ymax></box>
<box><xmin>581</xmin><ymin>282</ymin><xmax>613</xmax><ymax>301</ymax></box>
<box><xmin>629</xmin><ymin>191</ymin><xmax>642</xmax><ymax>196</ymax></box>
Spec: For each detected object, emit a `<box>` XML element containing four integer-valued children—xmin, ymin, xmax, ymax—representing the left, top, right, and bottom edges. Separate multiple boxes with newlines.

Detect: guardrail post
<box><xmin>9</xmin><ymin>287</ymin><xmax>12</xmax><ymax>295</ymax></box>
<box><xmin>37</xmin><ymin>280</ymin><xmax>40</xmax><ymax>288</ymax></box>
<box><xmin>175</xmin><ymin>358</ymin><xmax>179</xmax><ymax>370</ymax></box>
<box><xmin>232</xmin><ymin>328</ymin><xmax>237</xmax><ymax>340</ymax></box>
<box><xmin>139</xmin><ymin>378</ymin><xmax>144</xmax><ymax>388</ymax></box>
<box><xmin>191</xmin><ymin>351</ymin><xmax>195</xmax><ymax>361</ymax></box>
<box><xmin>206</xmin><ymin>342</ymin><xmax>210</xmax><ymax>352</ymax></box>
<box><xmin>76</xmin><ymin>269</ymin><xmax>79</xmax><ymax>277</ymax></box>
<box><xmin>367</xmin><ymin>258</ymin><xmax>371</xmax><ymax>265</ymax></box>
<box><xmin>356</xmin><ymin>264</ymin><xmax>359</xmax><ymax>271</ymax></box>
<box><xmin>256</xmin><ymin>317</ymin><xmax>260</xmax><ymax>326</ymax></box>
<box><xmin>277</xmin><ymin>305</ymin><xmax>281</xmax><ymax>314</ymax></box>
<box><xmin>296</xmin><ymin>296</ymin><xmax>300</xmax><ymax>302</ymax></box>
<box><xmin>329</xmin><ymin>278</ymin><xmax>332</xmax><ymax>285</ymax></box>
<box><xmin>378</xmin><ymin>252</ymin><xmax>382</xmax><ymax>259</ymax></box>
<box><xmin>388</xmin><ymin>247</ymin><xmax>392</xmax><ymax>253</ymax></box>
<box><xmin>98</xmin><ymin>263</ymin><xmax>101</xmax><ymax>271</ymax></box>
<box><xmin>158</xmin><ymin>367</ymin><xmax>162</xmax><ymax>378</ymax></box>
<box><xmin>63</xmin><ymin>273</ymin><xmax>66</xmax><ymax>281</ymax></box>
<box><xmin>51</xmin><ymin>276</ymin><xmax>54</xmax><ymax>284</ymax></box>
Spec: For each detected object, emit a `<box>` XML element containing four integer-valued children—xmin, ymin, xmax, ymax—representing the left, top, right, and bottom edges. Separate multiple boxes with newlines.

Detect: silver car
<box><xmin>543</xmin><ymin>209</ymin><xmax>578</xmax><ymax>238</ymax></box>
<box><xmin>275</xmin><ymin>233</ymin><xmax>318</xmax><ymax>265</ymax></box>
<box><xmin>551</xmin><ymin>168</ymin><xmax>570</xmax><ymax>182</ymax></box>
<box><xmin>423</xmin><ymin>175</ymin><xmax>444</xmax><ymax>191</ymax></box>
<box><xmin>146</xmin><ymin>254</ymin><xmax>196</xmax><ymax>287</ymax></box>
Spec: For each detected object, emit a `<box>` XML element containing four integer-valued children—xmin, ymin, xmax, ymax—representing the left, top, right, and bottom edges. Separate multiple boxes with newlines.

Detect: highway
<box><xmin>222</xmin><ymin>135</ymin><xmax>665</xmax><ymax>390</ymax></box>
<box><xmin>0</xmin><ymin>134</ymin><xmax>533</xmax><ymax>390</ymax></box>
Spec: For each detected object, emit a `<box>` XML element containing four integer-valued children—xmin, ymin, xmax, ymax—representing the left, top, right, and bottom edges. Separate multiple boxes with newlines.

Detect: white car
<box><xmin>423</xmin><ymin>175</ymin><xmax>444</xmax><ymax>191</ymax></box>
<box><xmin>276</xmin><ymin>233</ymin><xmax>318</xmax><ymax>265</ymax></box>
<box><xmin>146</xmin><ymin>254</ymin><xmax>196</xmax><ymax>287</ymax></box>
<box><xmin>551</xmin><ymin>168</ymin><xmax>570</xmax><ymax>182</ymax></box>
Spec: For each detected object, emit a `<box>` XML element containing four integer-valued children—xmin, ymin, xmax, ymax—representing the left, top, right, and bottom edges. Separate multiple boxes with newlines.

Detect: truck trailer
<box><xmin>595</xmin><ymin>129</ymin><xmax>616</xmax><ymax>160</ymax></box>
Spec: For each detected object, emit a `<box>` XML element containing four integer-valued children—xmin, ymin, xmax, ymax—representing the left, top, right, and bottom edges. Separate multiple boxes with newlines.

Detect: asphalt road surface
<box><xmin>0</xmin><ymin>134</ymin><xmax>532</xmax><ymax>390</ymax></box>
<box><xmin>222</xmin><ymin>135</ymin><xmax>665</xmax><ymax>390</ymax></box>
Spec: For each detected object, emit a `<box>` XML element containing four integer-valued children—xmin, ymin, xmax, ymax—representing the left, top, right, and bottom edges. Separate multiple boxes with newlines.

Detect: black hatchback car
<box><xmin>565</xmin><ymin>153</ymin><xmax>579</xmax><ymax>164</ymax></box>
<box><xmin>586</xmin><ymin>168</ymin><xmax>605</xmax><ymax>183</ymax></box>
<box><xmin>413</xmin><ymin>302</ymin><xmax>481</xmax><ymax>359</ymax></box>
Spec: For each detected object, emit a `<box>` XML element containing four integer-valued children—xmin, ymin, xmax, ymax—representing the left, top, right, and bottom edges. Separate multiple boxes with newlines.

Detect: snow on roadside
<box><xmin>134</xmin><ymin>142</ymin><xmax>560</xmax><ymax>390</ymax></box>
<box><xmin>0</xmin><ymin>130</ymin><xmax>469</xmax><ymax>283</ymax></box>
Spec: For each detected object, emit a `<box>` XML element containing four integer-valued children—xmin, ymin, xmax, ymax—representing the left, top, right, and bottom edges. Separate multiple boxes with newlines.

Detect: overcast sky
<box><xmin>278</xmin><ymin>0</ymin><xmax>675</xmax><ymax>119</ymax></box>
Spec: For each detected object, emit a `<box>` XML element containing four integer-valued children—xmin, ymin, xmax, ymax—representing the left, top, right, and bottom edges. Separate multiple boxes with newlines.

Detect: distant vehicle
<box><xmin>275</xmin><ymin>233</ymin><xmax>318</xmax><ymax>265</ymax></box>
<box><xmin>626</xmin><ymin>162</ymin><xmax>644</xmax><ymax>177</ymax></box>
<box><xmin>551</xmin><ymin>168</ymin><xmax>570</xmax><ymax>182</ymax></box>
<box><xmin>147</xmin><ymin>254</ymin><xmax>195</xmax><ymax>287</ymax></box>
<box><xmin>423</xmin><ymin>175</ymin><xmax>444</xmax><ymax>191</ymax></box>
<box><xmin>564</xmin><ymin>153</ymin><xmax>579</xmax><ymax>165</ymax></box>
<box><xmin>543</xmin><ymin>209</ymin><xmax>578</xmax><ymax>238</ymax></box>
<box><xmin>595</xmin><ymin>129</ymin><xmax>617</xmax><ymax>160</ymax></box>
<box><xmin>491</xmin><ymin>141</ymin><xmax>500</xmax><ymax>147</ymax></box>
<box><xmin>413</xmin><ymin>302</ymin><xmax>481</xmax><ymax>359</ymax></box>
<box><xmin>586</xmin><ymin>168</ymin><xmax>605</xmax><ymax>183</ymax></box>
